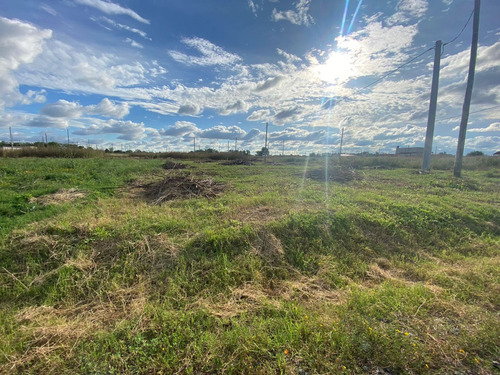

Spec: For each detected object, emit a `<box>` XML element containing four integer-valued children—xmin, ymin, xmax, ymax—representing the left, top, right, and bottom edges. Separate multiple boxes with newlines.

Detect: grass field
<box><xmin>0</xmin><ymin>155</ymin><xmax>499</xmax><ymax>374</ymax></box>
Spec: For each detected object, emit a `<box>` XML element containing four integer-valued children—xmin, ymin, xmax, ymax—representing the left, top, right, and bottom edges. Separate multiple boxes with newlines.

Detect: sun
<box><xmin>316</xmin><ymin>50</ymin><xmax>356</xmax><ymax>83</ymax></box>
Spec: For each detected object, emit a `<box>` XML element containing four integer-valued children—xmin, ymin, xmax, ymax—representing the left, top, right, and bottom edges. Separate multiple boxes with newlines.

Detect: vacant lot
<box><xmin>0</xmin><ymin>155</ymin><xmax>499</xmax><ymax>374</ymax></box>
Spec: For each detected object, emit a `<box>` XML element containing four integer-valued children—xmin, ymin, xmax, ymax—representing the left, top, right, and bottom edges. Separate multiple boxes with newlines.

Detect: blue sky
<box><xmin>0</xmin><ymin>0</ymin><xmax>499</xmax><ymax>154</ymax></box>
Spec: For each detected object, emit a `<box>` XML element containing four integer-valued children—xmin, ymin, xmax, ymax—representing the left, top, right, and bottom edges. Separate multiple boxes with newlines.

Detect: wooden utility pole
<box><xmin>67</xmin><ymin>128</ymin><xmax>70</xmax><ymax>144</ymax></box>
<box><xmin>9</xmin><ymin>126</ymin><xmax>13</xmax><ymax>149</ymax></box>
<box><xmin>45</xmin><ymin>133</ymin><xmax>48</xmax><ymax>145</ymax></box>
<box><xmin>422</xmin><ymin>40</ymin><xmax>442</xmax><ymax>172</ymax></box>
<box><xmin>339</xmin><ymin>127</ymin><xmax>344</xmax><ymax>155</ymax></box>
<box><xmin>265</xmin><ymin>122</ymin><xmax>269</xmax><ymax>162</ymax></box>
<box><xmin>454</xmin><ymin>0</ymin><xmax>480</xmax><ymax>178</ymax></box>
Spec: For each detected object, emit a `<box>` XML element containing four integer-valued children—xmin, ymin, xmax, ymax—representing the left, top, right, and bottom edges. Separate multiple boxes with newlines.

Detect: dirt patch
<box><xmin>31</xmin><ymin>188</ymin><xmax>86</xmax><ymax>206</ymax></box>
<box><xmin>143</xmin><ymin>174</ymin><xmax>224</xmax><ymax>205</ymax></box>
<box><xmin>306</xmin><ymin>166</ymin><xmax>362</xmax><ymax>183</ymax></box>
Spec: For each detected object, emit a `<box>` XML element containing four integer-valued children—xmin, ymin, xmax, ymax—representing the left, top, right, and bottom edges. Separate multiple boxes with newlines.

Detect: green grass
<box><xmin>0</xmin><ymin>155</ymin><xmax>499</xmax><ymax>374</ymax></box>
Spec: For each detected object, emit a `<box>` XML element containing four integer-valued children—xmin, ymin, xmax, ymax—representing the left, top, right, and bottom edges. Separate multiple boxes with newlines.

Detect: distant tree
<box><xmin>466</xmin><ymin>151</ymin><xmax>484</xmax><ymax>156</ymax></box>
<box><xmin>256</xmin><ymin>147</ymin><xmax>269</xmax><ymax>157</ymax></box>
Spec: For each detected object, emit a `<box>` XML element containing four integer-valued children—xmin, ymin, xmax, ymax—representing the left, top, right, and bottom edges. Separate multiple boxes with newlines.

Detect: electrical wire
<box><xmin>443</xmin><ymin>9</ymin><xmax>474</xmax><ymax>47</ymax></box>
<box><xmin>325</xmin><ymin>46</ymin><xmax>435</xmax><ymax>107</ymax></box>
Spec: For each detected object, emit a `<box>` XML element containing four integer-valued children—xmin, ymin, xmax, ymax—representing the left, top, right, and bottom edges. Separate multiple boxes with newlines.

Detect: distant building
<box><xmin>395</xmin><ymin>146</ymin><xmax>424</xmax><ymax>157</ymax></box>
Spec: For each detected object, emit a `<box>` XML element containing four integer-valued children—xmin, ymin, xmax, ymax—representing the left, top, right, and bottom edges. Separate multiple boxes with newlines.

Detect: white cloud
<box><xmin>100</xmin><ymin>17</ymin><xmax>151</xmax><ymax>40</ymax></box>
<box><xmin>169</xmin><ymin>37</ymin><xmax>241</xmax><ymax>66</ymax></box>
<box><xmin>74</xmin><ymin>0</ymin><xmax>150</xmax><ymax>24</ymax></box>
<box><xmin>15</xmin><ymin>38</ymin><xmax>159</xmax><ymax>94</ymax></box>
<box><xmin>198</xmin><ymin>125</ymin><xmax>247</xmax><ymax>140</ymax></box>
<box><xmin>177</xmin><ymin>103</ymin><xmax>202</xmax><ymax>116</ymax></box>
<box><xmin>86</xmin><ymin>98</ymin><xmax>130</xmax><ymax>118</ymax></box>
<box><xmin>248</xmin><ymin>0</ymin><xmax>259</xmax><ymax>16</ymax></box>
<box><xmin>40</xmin><ymin>98</ymin><xmax>129</xmax><ymax>119</ymax></box>
<box><xmin>159</xmin><ymin>121</ymin><xmax>198</xmax><ymax>137</ymax></box>
<box><xmin>125</xmin><ymin>38</ymin><xmax>143</xmax><ymax>49</ymax></box>
<box><xmin>41</xmin><ymin>100</ymin><xmax>83</xmax><ymax>118</ymax></box>
<box><xmin>272</xmin><ymin>0</ymin><xmax>314</xmax><ymax>26</ymax></box>
<box><xmin>247</xmin><ymin>109</ymin><xmax>271</xmax><ymax>122</ymax></box>
<box><xmin>218</xmin><ymin>100</ymin><xmax>249</xmax><ymax>115</ymax></box>
<box><xmin>72</xmin><ymin>119</ymin><xmax>146</xmax><ymax>140</ymax></box>
<box><xmin>453</xmin><ymin>122</ymin><xmax>500</xmax><ymax>133</ymax></box>
<box><xmin>27</xmin><ymin>115</ymin><xmax>69</xmax><ymax>129</ymax></box>
<box><xmin>0</xmin><ymin>17</ymin><xmax>52</xmax><ymax>110</ymax></box>
<box><xmin>386</xmin><ymin>0</ymin><xmax>429</xmax><ymax>26</ymax></box>
<box><xmin>40</xmin><ymin>3</ymin><xmax>57</xmax><ymax>16</ymax></box>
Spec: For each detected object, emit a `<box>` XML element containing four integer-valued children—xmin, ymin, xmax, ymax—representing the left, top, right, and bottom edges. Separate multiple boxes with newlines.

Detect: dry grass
<box><xmin>30</xmin><ymin>189</ymin><xmax>87</xmax><ymax>206</ymax></box>
<box><xmin>5</xmin><ymin>284</ymin><xmax>149</xmax><ymax>374</ymax></box>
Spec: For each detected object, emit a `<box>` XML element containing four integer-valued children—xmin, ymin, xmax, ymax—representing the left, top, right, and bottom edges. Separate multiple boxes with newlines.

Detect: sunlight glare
<box><xmin>316</xmin><ymin>50</ymin><xmax>356</xmax><ymax>83</ymax></box>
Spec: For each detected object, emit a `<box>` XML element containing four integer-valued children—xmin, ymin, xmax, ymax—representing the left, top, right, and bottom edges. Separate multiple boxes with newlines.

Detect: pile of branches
<box><xmin>145</xmin><ymin>174</ymin><xmax>224</xmax><ymax>205</ymax></box>
<box><xmin>220</xmin><ymin>159</ymin><xmax>254</xmax><ymax>166</ymax></box>
<box><xmin>162</xmin><ymin>160</ymin><xmax>188</xmax><ymax>170</ymax></box>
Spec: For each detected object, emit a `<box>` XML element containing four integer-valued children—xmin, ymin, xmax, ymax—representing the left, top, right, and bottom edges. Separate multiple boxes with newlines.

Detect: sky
<box><xmin>0</xmin><ymin>0</ymin><xmax>499</xmax><ymax>154</ymax></box>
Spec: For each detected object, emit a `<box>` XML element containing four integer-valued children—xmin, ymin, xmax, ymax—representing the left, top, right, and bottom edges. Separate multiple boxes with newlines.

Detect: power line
<box><xmin>324</xmin><ymin>46</ymin><xmax>435</xmax><ymax>109</ymax></box>
<box><xmin>402</xmin><ymin>104</ymin><xmax>500</xmax><ymax>127</ymax></box>
<box><xmin>443</xmin><ymin>9</ymin><xmax>474</xmax><ymax>47</ymax></box>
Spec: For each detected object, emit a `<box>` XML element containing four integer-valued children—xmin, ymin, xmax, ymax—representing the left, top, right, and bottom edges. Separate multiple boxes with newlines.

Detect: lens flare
<box><xmin>340</xmin><ymin>0</ymin><xmax>351</xmax><ymax>36</ymax></box>
<box><xmin>347</xmin><ymin>0</ymin><xmax>364</xmax><ymax>35</ymax></box>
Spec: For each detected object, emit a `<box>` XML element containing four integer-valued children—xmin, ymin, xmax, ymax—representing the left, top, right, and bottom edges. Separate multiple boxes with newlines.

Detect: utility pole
<box><xmin>422</xmin><ymin>40</ymin><xmax>442</xmax><ymax>172</ymax></box>
<box><xmin>339</xmin><ymin>127</ymin><xmax>344</xmax><ymax>155</ymax></box>
<box><xmin>45</xmin><ymin>132</ymin><xmax>48</xmax><ymax>145</ymax></box>
<box><xmin>67</xmin><ymin>128</ymin><xmax>70</xmax><ymax>144</ymax></box>
<box><xmin>264</xmin><ymin>122</ymin><xmax>269</xmax><ymax>162</ymax></box>
<box><xmin>454</xmin><ymin>0</ymin><xmax>481</xmax><ymax>178</ymax></box>
<box><xmin>234</xmin><ymin>137</ymin><xmax>237</xmax><ymax>151</ymax></box>
<box><xmin>227</xmin><ymin>140</ymin><xmax>230</xmax><ymax>152</ymax></box>
<box><xmin>9</xmin><ymin>126</ymin><xmax>13</xmax><ymax>149</ymax></box>
<box><xmin>193</xmin><ymin>137</ymin><xmax>196</xmax><ymax>152</ymax></box>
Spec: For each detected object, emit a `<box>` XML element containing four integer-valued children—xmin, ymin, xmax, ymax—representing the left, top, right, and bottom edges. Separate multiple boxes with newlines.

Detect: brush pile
<box><xmin>162</xmin><ymin>159</ymin><xmax>188</xmax><ymax>170</ymax></box>
<box><xmin>221</xmin><ymin>159</ymin><xmax>254</xmax><ymax>166</ymax></box>
<box><xmin>145</xmin><ymin>174</ymin><xmax>224</xmax><ymax>205</ymax></box>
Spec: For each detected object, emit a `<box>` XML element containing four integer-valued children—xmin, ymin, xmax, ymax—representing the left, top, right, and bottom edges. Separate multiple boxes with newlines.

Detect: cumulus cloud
<box><xmin>40</xmin><ymin>98</ymin><xmax>129</xmax><ymax>119</ymax></box>
<box><xmin>272</xmin><ymin>0</ymin><xmax>314</xmax><ymax>26</ymax></box>
<box><xmin>218</xmin><ymin>100</ymin><xmax>249</xmax><ymax>115</ymax></box>
<box><xmin>177</xmin><ymin>103</ymin><xmax>202</xmax><ymax>116</ymax></box>
<box><xmin>255</xmin><ymin>76</ymin><xmax>283</xmax><ymax>92</ymax></box>
<box><xmin>26</xmin><ymin>115</ymin><xmax>69</xmax><ymax>129</ymax></box>
<box><xmin>247</xmin><ymin>109</ymin><xmax>271</xmax><ymax>122</ymax></box>
<box><xmin>0</xmin><ymin>17</ymin><xmax>52</xmax><ymax>110</ymax></box>
<box><xmin>74</xmin><ymin>0</ymin><xmax>150</xmax><ymax>24</ymax></box>
<box><xmin>198</xmin><ymin>125</ymin><xmax>247</xmax><ymax>140</ymax></box>
<box><xmin>273</xmin><ymin>106</ymin><xmax>303</xmax><ymax>125</ymax></box>
<box><xmin>86</xmin><ymin>98</ymin><xmax>130</xmax><ymax>118</ymax></box>
<box><xmin>269</xmin><ymin>127</ymin><xmax>325</xmax><ymax>142</ymax></box>
<box><xmin>169</xmin><ymin>37</ymin><xmax>241</xmax><ymax>66</ymax></box>
<box><xmin>159</xmin><ymin>121</ymin><xmax>198</xmax><ymax>136</ymax></box>
<box><xmin>453</xmin><ymin>122</ymin><xmax>500</xmax><ymax>133</ymax></box>
<box><xmin>72</xmin><ymin>119</ymin><xmax>146</xmax><ymax>140</ymax></box>
<box><xmin>41</xmin><ymin>100</ymin><xmax>82</xmax><ymax>118</ymax></box>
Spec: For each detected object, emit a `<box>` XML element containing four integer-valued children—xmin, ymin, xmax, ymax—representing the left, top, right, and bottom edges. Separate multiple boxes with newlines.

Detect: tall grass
<box><xmin>1</xmin><ymin>146</ymin><xmax>104</xmax><ymax>158</ymax></box>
